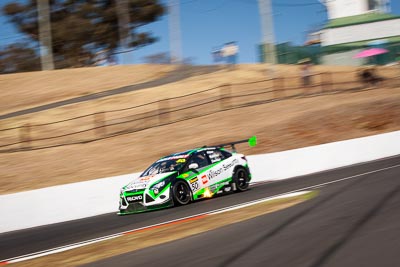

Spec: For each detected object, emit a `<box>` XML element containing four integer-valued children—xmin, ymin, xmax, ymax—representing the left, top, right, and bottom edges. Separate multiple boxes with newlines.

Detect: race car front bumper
<box><xmin>118</xmin><ymin>186</ymin><xmax>173</xmax><ymax>215</ymax></box>
<box><xmin>118</xmin><ymin>198</ymin><xmax>174</xmax><ymax>215</ymax></box>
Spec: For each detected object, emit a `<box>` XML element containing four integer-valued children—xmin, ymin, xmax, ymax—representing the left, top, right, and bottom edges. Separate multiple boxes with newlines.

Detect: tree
<box><xmin>142</xmin><ymin>52</ymin><xmax>170</xmax><ymax>64</ymax></box>
<box><xmin>0</xmin><ymin>43</ymin><xmax>40</xmax><ymax>73</ymax></box>
<box><xmin>2</xmin><ymin>0</ymin><xmax>165</xmax><ymax>70</ymax></box>
<box><xmin>142</xmin><ymin>52</ymin><xmax>195</xmax><ymax>65</ymax></box>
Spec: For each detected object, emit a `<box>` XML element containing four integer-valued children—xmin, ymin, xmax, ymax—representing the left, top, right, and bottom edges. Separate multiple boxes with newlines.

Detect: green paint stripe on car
<box><xmin>177</xmin><ymin>161</ymin><xmax>224</xmax><ymax>181</ymax></box>
<box><xmin>123</xmin><ymin>191</ymin><xmax>145</xmax><ymax>197</ymax></box>
<box><xmin>177</xmin><ymin>172</ymin><xmax>197</xmax><ymax>181</ymax></box>
<box><xmin>210</xmin><ymin>177</ymin><xmax>232</xmax><ymax>193</ymax></box>
<box><xmin>193</xmin><ymin>188</ymin><xmax>206</xmax><ymax>200</ymax></box>
<box><xmin>148</xmin><ymin>183</ymin><xmax>171</xmax><ymax>199</ymax></box>
<box><xmin>148</xmin><ymin>172</ymin><xmax>176</xmax><ymax>188</ymax></box>
<box><xmin>187</xmin><ymin>161</ymin><xmax>225</xmax><ymax>180</ymax></box>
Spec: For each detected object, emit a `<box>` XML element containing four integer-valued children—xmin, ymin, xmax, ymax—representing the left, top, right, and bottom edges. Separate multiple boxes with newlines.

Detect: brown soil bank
<box><xmin>0</xmin><ymin>64</ymin><xmax>399</xmax><ymax>194</ymax></box>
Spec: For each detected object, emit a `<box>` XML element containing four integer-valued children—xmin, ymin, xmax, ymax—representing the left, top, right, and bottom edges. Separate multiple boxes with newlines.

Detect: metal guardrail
<box><xmin>1</xmin><ymin>71</ymin><xmax>399</xmax><ymax>153</ymax></box>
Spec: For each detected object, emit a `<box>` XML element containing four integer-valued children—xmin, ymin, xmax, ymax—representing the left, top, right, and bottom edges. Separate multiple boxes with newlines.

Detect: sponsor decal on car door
<box><xmin>206</xmin><ymin>157</ymin><xmax>239</xmax><ymax>185</ymax></box>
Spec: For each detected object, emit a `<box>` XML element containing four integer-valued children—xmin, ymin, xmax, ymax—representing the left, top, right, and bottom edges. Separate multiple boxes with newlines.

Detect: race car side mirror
<box><xmin>188</xmin><ymin>163</ymin><xmax>199</xmax><ymax>170</ymax></box>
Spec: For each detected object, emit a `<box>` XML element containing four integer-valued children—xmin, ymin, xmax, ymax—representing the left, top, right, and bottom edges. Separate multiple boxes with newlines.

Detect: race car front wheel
<box><xmin>233</xmin><ymin>167</ymin><xmax>250</xmax><ymax>192</ymax></box>
<box><xmin>172</xmin><ymin>180</ymin><xmax>191</xmax><ymax>206</ymax></box>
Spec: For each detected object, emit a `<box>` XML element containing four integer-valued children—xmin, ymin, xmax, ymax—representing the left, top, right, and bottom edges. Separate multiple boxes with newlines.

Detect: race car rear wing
<box><xmin>213</xmin><ymin>136</ymin><xmax>257</xmax><ymax>152</ymax></box>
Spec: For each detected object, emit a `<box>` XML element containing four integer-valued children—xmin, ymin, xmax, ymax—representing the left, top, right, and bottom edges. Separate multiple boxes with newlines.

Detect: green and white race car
<box><xmin>118</xmin><ymin>136</ymin><xmax>257</xmax><ymax>215</ymax></box>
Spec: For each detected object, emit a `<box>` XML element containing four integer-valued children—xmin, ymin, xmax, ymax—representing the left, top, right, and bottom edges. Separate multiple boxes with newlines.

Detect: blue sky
<box><xmin>1</xmin><ymin>0</ymin><xmax>400</xmax><ymax>65</ymax></box>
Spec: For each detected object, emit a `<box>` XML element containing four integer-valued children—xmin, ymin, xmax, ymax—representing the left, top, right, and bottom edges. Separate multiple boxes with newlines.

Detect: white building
<box><xmin>317</xmin><ymin>0</ymin><xmax>400</xmax><ymax>66</ymax></box>
<box><xmin>323</xmin><ymin>0</ymin><xmax>390</xmax><ymax>19</ymax></box>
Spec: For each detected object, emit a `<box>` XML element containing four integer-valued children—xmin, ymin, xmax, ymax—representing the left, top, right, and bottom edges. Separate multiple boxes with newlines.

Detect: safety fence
<box><xmin>1</xmin><ymin>69</ymin><xmax>399</xmax><ymax>153</ymax></box>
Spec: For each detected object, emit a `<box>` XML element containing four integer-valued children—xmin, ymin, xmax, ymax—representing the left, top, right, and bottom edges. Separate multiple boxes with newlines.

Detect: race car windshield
<box><xmin>140</xmin><ymin>157</ymin><xmax>187</xmax><ymax>176</ymax></box>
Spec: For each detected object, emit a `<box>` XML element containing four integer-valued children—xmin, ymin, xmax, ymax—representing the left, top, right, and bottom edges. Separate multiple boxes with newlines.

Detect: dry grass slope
<box><xmin>0</xmin><ymin>64</ymin><xmax>399</xmax><ymax>194</ymax></box>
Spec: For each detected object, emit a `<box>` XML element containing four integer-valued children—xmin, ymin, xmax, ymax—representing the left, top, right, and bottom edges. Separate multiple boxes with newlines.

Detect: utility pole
<box><xmin>116</xmin><ymin>0</ymin><xmax>131</xmax><ymax>64</ymax></box>
<box><xmin>37</xmin><ymin>0</ymin><xmax>54</xmax><ymax>70</ymax></box>
<box><xmin>258</xmin><ymin>0</ymin><xmax>277</xmax><ymax>65</ymax></box>
<box><xmin>168</xmin><ymin>0</ymin><xmax>183</xmax><ymax>64</ymax></box>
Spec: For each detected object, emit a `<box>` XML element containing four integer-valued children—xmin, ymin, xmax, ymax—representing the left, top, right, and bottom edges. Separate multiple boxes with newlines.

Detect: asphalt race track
<box><xmin>1</xmin><ymin>155</ymin><xmax>400</xmax><ymax>266</ymax></box>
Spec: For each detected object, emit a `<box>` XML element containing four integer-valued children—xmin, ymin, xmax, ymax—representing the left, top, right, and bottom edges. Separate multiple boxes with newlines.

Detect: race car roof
<box><xmin>158</xmin><ymin>147</ymin><xmax>225</xmax><ymax>161</ymax></box>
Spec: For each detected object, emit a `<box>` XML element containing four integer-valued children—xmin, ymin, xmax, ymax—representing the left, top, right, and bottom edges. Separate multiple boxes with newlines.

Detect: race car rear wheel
<box><xmin>172</xmin><ymin>180</ymin><xmax>191</xmax><ymax>206</ymax></box>
<box><xmin>233</xmin><ymin>167</ymin><xmax>250</xmax><ymax>192</ymax></box>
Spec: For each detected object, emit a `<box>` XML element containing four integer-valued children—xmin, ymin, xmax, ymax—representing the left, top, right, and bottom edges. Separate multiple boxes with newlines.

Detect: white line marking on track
<box><xmin>1</xmin><ymin>163</ymin><xmax>399</xmax><ymax>264</ymax></box>
<box><xmin>280</xmin><ymin>163</ymin><xmax>400</xmax><ymax>195</ymax></box>
<box><xmin>9</xmin><ymin>236</ymin><xmax>119</xmax><ymax>263</ymax></box>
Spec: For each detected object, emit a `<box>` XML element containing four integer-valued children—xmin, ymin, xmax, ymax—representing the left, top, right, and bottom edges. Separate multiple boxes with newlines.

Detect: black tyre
<box><xmin>172</xmin><ymin>180</ymin><xmax>192</xmax><ymax>205</ymax></box>
<box><xmin>233</xmin><ymin>167</ymin><xmax>250</xmax><ymax>192</ymax></box>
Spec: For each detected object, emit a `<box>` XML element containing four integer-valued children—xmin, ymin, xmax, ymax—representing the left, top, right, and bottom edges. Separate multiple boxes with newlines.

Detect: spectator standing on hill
<box><xmin>358</xmin><ymin>66</ymin><xmax>383</xmax><ymax>87</ymax></box>
<box><xmin>299</xmin><ymin>59</ymin><xmax>312</xmax><ymax>86</ymax></box>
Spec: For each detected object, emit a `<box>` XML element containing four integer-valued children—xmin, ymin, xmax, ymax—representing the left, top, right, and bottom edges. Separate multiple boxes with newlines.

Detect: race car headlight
<box><xmin>150</xmin><ymin>180</ymin><xmax>166</xmax><ymax>195</ymax></box>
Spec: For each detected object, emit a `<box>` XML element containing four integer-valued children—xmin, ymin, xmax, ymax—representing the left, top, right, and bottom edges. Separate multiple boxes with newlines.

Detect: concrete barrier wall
<box><xmin>1</xmin><ymin>131</ymin><xmax>399</xmax><ymax>233</ymax></box>
<box><xmin>249</xmin><ymin>130</ymin><xmax>400</xmax><ymax>182</ymax></box>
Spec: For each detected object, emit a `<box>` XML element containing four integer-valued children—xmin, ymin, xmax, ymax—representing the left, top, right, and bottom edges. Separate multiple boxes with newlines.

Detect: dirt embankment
<box><xmin>0</xmin><ymin>64</ymin><xmax>399</xmax><ymax>194</ymax></box>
